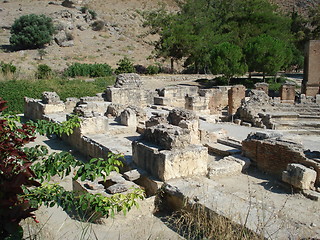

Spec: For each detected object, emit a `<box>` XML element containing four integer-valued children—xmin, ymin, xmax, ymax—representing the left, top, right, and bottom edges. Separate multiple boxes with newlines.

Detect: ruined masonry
<box><xmin>24</xmin><ymin>52</ymin><xmax>320</xmax><ymax>238</ymax></box>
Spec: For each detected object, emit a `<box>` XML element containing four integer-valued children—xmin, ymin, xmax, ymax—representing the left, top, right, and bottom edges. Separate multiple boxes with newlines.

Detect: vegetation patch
<box><xmin>0</xmin><ymin>76</ymin><xmax>115</xmax><ymax>113</ymax></box>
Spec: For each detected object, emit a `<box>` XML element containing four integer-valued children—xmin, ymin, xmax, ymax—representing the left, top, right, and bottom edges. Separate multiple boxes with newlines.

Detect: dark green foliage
<box><xmin>36</xmin><ymin>64</ymin><xmax>53</xmax><ymax>79</ymax></box>
<box><xmin>80</xmin><ymin>6</ymin><xmax>88</xmax><ymax>13</ymax></box>
<box><xmin>10</xmin><ymin>14</ymin><xmax>54</xmax><ymax>49</ymax></box>
<box><xmin>0</xmin><ymin>77</ymin><xmax>115</xmax><ymax>114</ymax></box>
<box><xmin>91</xmin><ymin>20</ymin><xmax>105</xmax><ymax>31</ymax></box>
<box><xmin>114</xmin><ymin>57</ymin><xmax>136</xmax><ymax>74</ymax></box>
<box><xmin>64</xmin><ymin>62</ymin><xmax>113</xmax><ymax>77</ymax></box>
<box><xmin>143</xmin><ymin>0</ymin><xmax>295</xmax><ymax>73</ymax></box>
<box><xmin>0</xmin><ymin>62</ymin><xmax>16</xmax><ymax>75</ymax></box>
<box><xmin>146</xmin><ymin>65</ymin><xmax>160</xmax><ymax>75</ymax></box>
<box><xmin>244</xmin><ymin>34</ymin><xmax>292</xmax><ymax>79</ymax></box>
<box><xmin>210</xmin><ymin>42</ymin><xmax>247</xmax><ymax>82</ymax></box>
<box><xmin>309</xmin><ymin>5</ymin><xmax>320</xmax><ymax>39</ymax></box>
<box><xmin>89</xmin><ymin>10</ymin><xmax>97</xmax><ymax>19</ymax></box>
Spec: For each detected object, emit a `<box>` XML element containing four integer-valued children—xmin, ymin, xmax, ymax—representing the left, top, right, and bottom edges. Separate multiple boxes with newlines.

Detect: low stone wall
<box><xmin>132</xmin><ymin>141</ymin><xmax>208</xmax><ymax>181</ymax></box>
<box><xmin>242</xmin><ymin>133</ymin><xmax>320</xmax><ymax>186</ymax></box>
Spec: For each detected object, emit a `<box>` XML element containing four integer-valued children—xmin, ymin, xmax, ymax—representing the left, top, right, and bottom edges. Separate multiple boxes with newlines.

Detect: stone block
<box><xmin>254</xmin><ymin>83</ymin><xmax>269</xmax><ymax>94</ymax></box>
<box><xmin>123</xmin><ymin>169</ymin><xmax>141</xmax><ymax>181</ymax></box>
<box><xmin>132</xmin><ymin>141</ymin><xmax>208</xmax><ymax>181</ymax></box>
<box><xmin>228</xmin><ymin>85</ymin><xmax>246</xmax><ymax>115</ymax></box>
<box><xmin>208</xmin><ymin>155</ymin><xmax>251</xmax><ymax>178</ymax></box>
<box><xmin>42</xmin><ymin>91</ymin><xmax>61</xmax><ymax>104</ymax></box>
<box><xmin>114</xmin><ymin>73</ymin><xmax>142</xmax><ymax>88</ymax></box>
<box><xmin>143</xmin><ymin>124</ymin><xmax>192</xmax><ymax>150</ymax></box>
<box><xmin>120</xmin><ymin>108</ymin><xmax>137</xmax><ymax>127</ymax></box>
<box><xmin>302</xmin><ymin>40</ymin><xmax>320</xmax><ymax>97</ymax></box>
<box><xmin>282</xmin><ymin>164</ymin><xmax>316</xmax><ymax>190</ymax></box>
<box><xmin>280</xmin><ymin>83</ymin><xmax>296</xmax><ymax>102</ymax></box>
<box><xmin>167</xmin><ymin>108</ymin><xmax>198</xmax><ymax>126</ymax></box>
<box><xmin>106</xmin><ymin>183</ymin><xmax>128</xmax><ymax>194</ymax></box>
<box><xmin>79</xmin><ymin>116</ymin><xmax>109</xmax><ymax>135</ymax></box>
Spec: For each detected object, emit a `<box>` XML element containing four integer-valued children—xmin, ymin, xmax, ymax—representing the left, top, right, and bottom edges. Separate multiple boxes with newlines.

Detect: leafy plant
<box><xmin>0</xmin><ymin>101</ymin><xmax>144</xmax><ymax>238</ymax></box>
<box><xmin>0</xmin><ymin>77</ymin><xmax>115</xmax><ymax>114</ymax></box>
<box><xmin>37</xmin><ymin>49</ymin><xmax>47</xmax><ymax>60</ymax></box>
<box><xmin>64</xmin><ymin>63</ymin><xmax>113</xmax><ymax>78</ymax></box>
<box><xmin>10</xmin><ymin>14</ymin><xmax>54</xmax><ymax>49</ymax></box>
<box><xmin>1</xmin><ymin>61</ymin><xmax>16</xmax><ymax>75</ymax></box>
<box><xmin>146</xmin><ymin>65</ymin><xmax>160</xmax><ymax>75</ymax></box>
<box><xmin>114</xmin><ymin>57</ymin><xmax>136</xmax><ymax>75</ymax></box>
<box><xmin>36</xmin><ymin>64</ymin><xmax>53</xmax><ymax>79</ymax></box>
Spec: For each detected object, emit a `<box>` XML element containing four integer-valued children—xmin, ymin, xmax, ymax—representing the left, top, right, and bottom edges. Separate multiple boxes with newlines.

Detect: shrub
<box><xmin>146</xmin><ymin>65</ymin><xmax>160</xmax><ymax>75</ymax></box>
<box><xmin>134</xmin><ymin>64</ymin><xmax>147</xmax><ymax>74</ymax></box>
<box><xmin>80</xmin><ymin>6</ymin><xmax>88</xmax><ymax>13</ymax></box>
<box><xmin>0</xmin><ymin>62</ymin><xmax>16</xmax><ymax>75</ymax></box>
<box><xmin>36</xmin><ymin>64</ymin><xmax>53</xmax><ymax>79</ymax></box>
<box><xmin>91</xmin><ymin>20</ymin><xmax>105</xmax><ymax>31</ymax></box>
<box><xmin>64</xmin><ymin>63</ymin><xmax>113</xmax><ymax>77</ymax></box>
<box><xmin>10</xmin><ymin>14</ymin><xmax>54</xmax><ymax>49</ymax></box>
<box><xmin>89</xmin><ymin>9</ymin><xmax>97</xmax><ymax>19</ymax></box>
<box><xmin>115</xmin><ymin>57</ymin><xmax>136</xmax><ymax>75</ymax></box>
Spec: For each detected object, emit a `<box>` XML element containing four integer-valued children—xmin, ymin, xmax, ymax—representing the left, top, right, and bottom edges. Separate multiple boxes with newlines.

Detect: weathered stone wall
<box><xmin>105</xmin><ymin>87</ymin><xmax>157</xmax><ymax>106</ymax></box>
<box><xmin>132</xmin><ymin>141</ymin><xmax>208</xmax><ymax>181</ymax></box>
<box><xmin>242</xmin><ymin>133</ymin><xmax>320</xmax><ymax>185</ymax></box>
<box><xmin>280</xmin><ymin>83</ymin><xmax>295</xmax><ymax>103</ymax></box>
<box><xmin>302</xmin><ymin>40</ymin><xmax>320</xmax><ymax>97</ymax></box>
<box><xmin>254</xmin><ymin>83</ymin><xmax>269</xmax><ymax>94</ymax></box>
<box><xmin>24</xmin><ymin>97</ymin><xmax>65</xmax><ymax>120</ymax></box>
<box><xmin>228</xmin><ymin>85</ymin><xmax>246</xmax><ymax>115</ymax></box>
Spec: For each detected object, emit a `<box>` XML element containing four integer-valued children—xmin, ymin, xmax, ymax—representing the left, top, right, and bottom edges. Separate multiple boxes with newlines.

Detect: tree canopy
<box><xmin>10</xmin><ymin>14</ymin><xmax>54</xmax><ymax>50</ymax></box>
<box><xmin>143</xmin><ymin>0</ymin><xmax>298</xmax><ymax>76</ymax></box>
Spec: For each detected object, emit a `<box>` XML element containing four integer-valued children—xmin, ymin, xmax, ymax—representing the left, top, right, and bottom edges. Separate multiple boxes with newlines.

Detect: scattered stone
<box><xmin>106</xmin><ymin>183</ymin><xmax>128</xmax><ymax>194</ymax></box>
<box><xmin>282</xmin><ymin>164</ymin><xmax>317</xmax><ymax>190</ymax></box>
<box><xmin>114</xmin><ymin>73</ymin><xmax>142</xmax><ymax>88</ymax></box>
<box><xmin>303</xmin><ymin>189</ymin><xmax>320</xmax><ymax>201</ymax></box>
<box><xmin>120</xmin><ymin>108</ymin><xmax>137</xmax><ymax>127</ymax></box>
<box><xmin>42</xmin><ymin>91</ymin><xmax>61</xmax><ymax>104</ymax></box>
<box><xmin>123</xmin><ymin>169</ymin><xmax>141</xmax><ymax>181</ymax></box>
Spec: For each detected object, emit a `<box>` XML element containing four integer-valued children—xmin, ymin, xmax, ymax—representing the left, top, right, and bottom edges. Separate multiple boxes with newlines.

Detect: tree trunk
<box><xmin>263</xmin><ymin>72</ymin><xmax>266</xmax><ymax>82</ymax></box>
<box><xmin>170</xmin><ymin>58</ymin><xmax>174</xmax><ymax>73</ymax></box>
<box><xmin>248</xmin><ymin>72</ymin><xmax>251</xmax><ymax>79</ymax></box>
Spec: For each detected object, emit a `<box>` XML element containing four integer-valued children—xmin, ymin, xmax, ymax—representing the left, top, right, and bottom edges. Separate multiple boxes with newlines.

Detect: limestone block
<box><xmin>42</xmin><ymin>91</ymin><xmax>61</xmax><ymax>104</ymax></box>
<box><xmin>123</xmin><ymin>169</ymin><xmax>141</xmax><ymax>181</ymax></box>
<box><xmin>79</xmin><ymin>116</ymin><xmax>109</xmax><ymax>135</ymax></box>
<box><xmin>199</xmin><ymin>129</ymin><xmax>227</xmax><ymax>144</ymax></box>
<box><xmin>106</xmin><ymin>183</ymin><xmax>128</xmax><ymax>194</ymax></box>
<box><xmin>114</xmin><ymin>73</ymin><xmax>142</xmax><ymax>88</ymax></box>
<box><xmin>168</xmin><ymin>108</ymin><xmax>198</xmax><ymax>126</ymax></box>
<box><xmin>132</xmin><ymin>141</ymin><xmax>208</xmax><ymax>181</ymax></box>
<box><xmin>65</xmin><ymin>97</ymin><xmax>79</xmax><ymax>112</ymax></box>
<box><xmin>143</xmin><ymin>124</ymin><xmax>192</xmax><ymax>150</ymax></box>
<box><xmin>282</xmin><ymin>164</ymin><xmax>317</xmax><ymax>190</ymax></box>
<box><xmin>120</xmin><ymin>108</ymin><xmax>137</xmax><ymax>127</ymax></box>
<box><xmin>208</xmin><ymin>155</ymin><xmax>251</xmax><ymax>178</ymax></box>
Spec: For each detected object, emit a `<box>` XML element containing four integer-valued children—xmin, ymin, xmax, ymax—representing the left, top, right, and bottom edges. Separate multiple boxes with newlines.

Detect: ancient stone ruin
<box><xmin>24</xmin><ymin>46</ymin><xmax>320</xmax><ymax>238</ymax></box>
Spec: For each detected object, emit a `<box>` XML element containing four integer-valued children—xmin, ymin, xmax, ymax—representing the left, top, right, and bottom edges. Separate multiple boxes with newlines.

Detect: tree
<box><xmin>244</xmin><ymin>34</ymin><xmax>292</xmax><ymax>80</ymax></box>
<box><xmin>142</xmin><ymin>0</ymin><xmax>295</xmax><ymax>73</ymax></box>
<box><xmin>309</xmin><ymin>4</ymin><xmax>320</xmax><ymax>39</ymax></box>
<box><xmin>115</xmin><ymin>57</ymin><xmax>136</xmax><ymax>74</ymax></box>
<box><xmin>10</xmin><ymin>14</ymin><xmax>54</xmax><ymax>50</ymax></box>
<box><xmin>0</xmin><ymin>100</ymin><xmax>144</xmax><ymax>239</ymax></box>
<box><xmin>209</xmin><ymin>42</ymin><xmax>247</xmax><ymax>84</ymax></box>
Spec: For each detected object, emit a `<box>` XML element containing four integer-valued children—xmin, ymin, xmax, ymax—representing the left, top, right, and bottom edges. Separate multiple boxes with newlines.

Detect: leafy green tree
<box><xmin>244</xmin><ymin>34</ymin><xmax>292</xmax><ymax>80</ymax></box>
<box><xmin>210</xmin><ymin>42</ymin><xmax>247</xmax><ymax>84</ymax></box>
<box><xmin>10</xmin><ymin>14</ymin><xmax>54</xmax><ymax>49</ymax></box>
<box><xmin>142</xmin><ymin>0</ymin><xmax>294</xmax><ymax>73</ymax></box>
<box><xmin>309</xmin><ymin>4</ymin><xmax>320</xmax><ymax>39</ymax></box>
<box><xmin>115</xmin><ymin>57</ymin><xmax>136</xmax><ymax>74</ymax></box>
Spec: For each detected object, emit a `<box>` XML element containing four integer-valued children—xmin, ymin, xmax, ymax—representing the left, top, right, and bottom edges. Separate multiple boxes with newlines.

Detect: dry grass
<box><xmin>158</xmin><ymin>203</ymin><xmax>264</xmax><ymax>240</ymax></box>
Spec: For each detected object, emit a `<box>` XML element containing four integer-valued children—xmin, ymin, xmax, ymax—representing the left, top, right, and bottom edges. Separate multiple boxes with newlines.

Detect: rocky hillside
<box><xmin>0</xmin><ymin>0</ymin><xmax>318</xmax><ymax>76</ymax></box>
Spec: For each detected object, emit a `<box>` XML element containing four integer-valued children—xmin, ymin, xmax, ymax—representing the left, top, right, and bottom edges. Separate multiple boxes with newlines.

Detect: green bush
<box><xmin>146</xmin><ymin>65</ymin><xmax>160</xmax><ymax>75</ymax></box>
<box><xmin>115</xmin><ymin>57</ymin><xmax>136</xmax><ymax>75</ymax></box>
<box><xmin>36</xmin><ymin>64</ymin><xmax>53</xmax><ymax>79</ymax></box>
<box><xmin>0</xmin><ymin>77</ymin><xmax>115</xmax><ymax>114</ymax></box>
<box><xmin>10</xmin><ymin>14</ymin><xmax>54</xmax><ymax>49</ymax></box>
<box><xmin>64</xmin><ymin>63</ymin><xmax>113</xmax><ymax>77</ymax></box>
<box><xmin>89</xmin><ymin>9</ymin><xmax>97</xmax><ymax>19</ymax></box>
<box><xmin>0</xmin><ymin>62</ymin><xmax>16</xmax><ymax>75</ymax></box>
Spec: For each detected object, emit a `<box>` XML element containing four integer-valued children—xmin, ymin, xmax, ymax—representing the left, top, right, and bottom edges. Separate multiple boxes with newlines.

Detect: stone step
<box><xmin>217</xmin><ymin>138</ymin><xmax>242</xmax><ymax>150</ymax></box>
<box><xmin>208</xmin><ymin>154</ymin><xmax>251</xmax><ymax>178</ymax></box>
<box><xmin>205</xmin><ymin>142</ymin><xmax>241</xmax><ymax>156</ymax></box>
